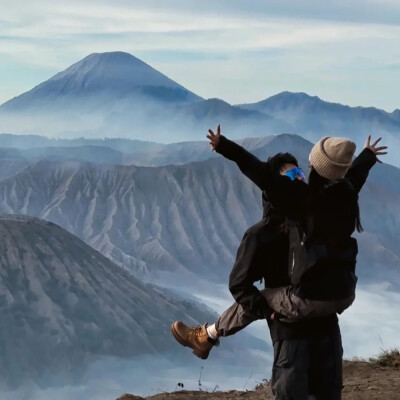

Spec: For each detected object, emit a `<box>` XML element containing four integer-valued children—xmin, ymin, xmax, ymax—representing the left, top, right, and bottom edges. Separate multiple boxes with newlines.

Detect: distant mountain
<box><xmin>21</xmin><ymin>145</ymin><xmax>134</xmax><ymax>165</ymax></box>
<box><xmin>0</xmin><ymin>133</ymin><xmax>278</xmax><ymax>169</ymax></box>
<box><xmin>0</xmin><ymin>134</ymin><xmax>397</xmax><ymax>294</ymax></box>
<box><xmin>1</xmin><ymin>52</ymin><xmax>202</xmax><ymax>112</ymax></box>
<box><xmin>0</xmin><ymin>214</ymin><xmax>216</xmax><ymax>387</ymax></box>
<box><xmin>239</xmin><ymin>91</ymin><xmax>400</xmax><ymax>133</ymax></box>
<box><xmin>239</xmin><ymin>91</ymin><xmax>400</xmax><ymax>166</ymax></box>
<box><xmin>0</xmin><ymin>52</ymin><xmax>288</xmax><ymax>141</ymax></box>
<box><xmin>0</xmin><ymin>133</ymin><xmax>162</xmax><ymax>152</ymax></box>
<box><xmin>1</xmin><ymin>54</ymin><xmax>399</xmax><ymax>150</ymax></box>
<box><xmin>391</xmin><ymin>109</ymin><xmax>400</xmax><ymax>122</ymax></box>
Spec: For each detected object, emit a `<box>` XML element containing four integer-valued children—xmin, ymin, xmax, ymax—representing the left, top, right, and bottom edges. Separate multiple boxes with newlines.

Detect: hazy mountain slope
<box><xmin>239</xmin><ymin>91</ymin><xmax>400</xmax><ymax>133</ymax></box>
<box><xmin>0</xmin><ymin>214</ymin><xmax>217</xmax><ymax>387</ymax></box>
<box><xmin>126</xmin><ymin>135</ymin><xmax>279</xmax><ymax>166</ymax></box>
<box><xmin>239</xmin><ymin>91</ymin><xmax>400</xmax><ymax>166</ymax></box>
<box><xmin>0</xmin><ymin>159</ymin><xmax>31</xmax><ymax>181</ymax></box>
<box><xmin>2</xmin><ymin>52</ymin><xmax>398</xmax><ymax>150</ymax></box>
<box><xmin>0</xmin><ymin>158</ymin><xmax>254</xmax><ymax>283</ymax></box>
<box><xmin>1</xmin><ymin>52</ymin><xmax>202</xmax><ymax>112</ymax></box>
<box><xmin>0</xmin><ymin>135</ymin><xmax>397</xmax><ymax>292</ymax></box>
<box><xmin>0</xmin><ymin>134</ymin><xmax>163</xmax><ymax>152</ymax></box>
<box><xmin>0</xmin><ymin>133</ymin><xmax>278</xmax><ymax>167</ymax></box>
<box><xmin>21</xmin><ymin>145</ymin><xmax>136</xmax><ymax>165</ymax></box>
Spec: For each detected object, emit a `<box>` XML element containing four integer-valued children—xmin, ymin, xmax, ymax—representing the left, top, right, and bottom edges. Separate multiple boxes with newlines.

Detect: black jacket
<box><xmin>264</xmin><ymin>147</ymin><xmax>377</xmax><ymax>301</ymax></box>
<box><xmin>216</xmin><ymin>135</ymin><xmax>377</xmax><ymax>341</ymax></box>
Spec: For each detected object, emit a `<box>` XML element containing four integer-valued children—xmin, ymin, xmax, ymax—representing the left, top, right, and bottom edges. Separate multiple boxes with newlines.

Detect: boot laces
<box><xmin>189</xmin><ymin>325</ymin><xmax>204</xmax><ymax>338</ymax></box>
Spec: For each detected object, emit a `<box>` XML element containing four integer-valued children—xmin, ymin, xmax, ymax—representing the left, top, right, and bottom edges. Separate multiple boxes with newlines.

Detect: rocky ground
<box><xmin>116</xmin><ymin>360</ymin><xmax>400</xmax><ymax>400</ymax></box>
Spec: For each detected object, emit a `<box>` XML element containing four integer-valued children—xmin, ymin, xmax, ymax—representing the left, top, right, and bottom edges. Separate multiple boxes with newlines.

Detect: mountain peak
<box><xmin>0</xmin><ymin>51</ymin><xmax>202</xmax><ymax>111</ymax></box>
<box><xmin>261</xmin><ymin>91</ymin><xmax>323</xmax><ymax>105</ymax></box>
<box><xmin>0</xmin><ymin>213</ymin><xmax>214</xmax><ymax>385</ymax></box>
<box><xmin>47</xmin><ymin>51</ymin><xmax>190</xmax><ymax>93</ymax></box>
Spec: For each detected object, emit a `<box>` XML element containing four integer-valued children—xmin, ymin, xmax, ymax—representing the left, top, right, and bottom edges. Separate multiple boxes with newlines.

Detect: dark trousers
<box><xmin>271</xmin><ymin>329</ymin><xmax>343</xmax><ymax>400</ymax></box>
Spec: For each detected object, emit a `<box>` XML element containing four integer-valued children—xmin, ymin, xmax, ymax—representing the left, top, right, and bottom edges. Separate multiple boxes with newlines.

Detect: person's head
<box><xmin>308</xmin><ymin>136</ymin><xmax>363</xmax><ymax>232</ymax></box>
<box><xmin>266</xmin><ymin>152</ymin><xmax>303</xmax><ymax>180</ymax></box>
<box><xmin>309</xmin><ymin>136</ymin><xmax>356</xmax><ymax>181</ymax></box>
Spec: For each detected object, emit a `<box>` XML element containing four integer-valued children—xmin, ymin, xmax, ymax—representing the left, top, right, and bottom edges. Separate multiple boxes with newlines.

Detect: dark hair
<box><xmin>308</xmin><ymin>167</ymin><xmax>330</xmax><ymax>192</ymax></box>
<box><xmin>308</xmin><ymin>168</ymin><xmax>363</xmax><ymax>233</ymax></box>
<box><xmin>266</xmin><ymin>152</ymin><xmax>298</xmax><ymax>176</ymax></box>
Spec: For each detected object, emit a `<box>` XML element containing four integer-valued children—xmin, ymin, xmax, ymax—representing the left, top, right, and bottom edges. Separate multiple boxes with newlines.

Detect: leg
<box><xmin>215</xmin><ymin>300</ymin><xmax>262</xmax><ymax>337</ymax></box>
<box><xmin>271</xmin><ymin>339</ymin><xmax>310</xmax><ymax>400</ymax></box>
<box><xmin>308</xmin><ymin>328</ymin><xmax>343</xmax><ymax>400</ymax></box>
<box><xmin>171</xmin><ymin>300</ymin><xmax>263</xmax><ymax>359</ymax></box>
<box><xmin>171</xmin><ymin>221</ymin><xmax>277</xmax><ymax>358</ymax></box>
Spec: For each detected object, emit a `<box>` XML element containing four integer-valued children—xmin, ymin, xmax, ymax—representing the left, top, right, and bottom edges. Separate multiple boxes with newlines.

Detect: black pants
<box><xmin>271</xmin><ymin>329</ymin><xmax>343</xmax><ymax>400</ymax></box>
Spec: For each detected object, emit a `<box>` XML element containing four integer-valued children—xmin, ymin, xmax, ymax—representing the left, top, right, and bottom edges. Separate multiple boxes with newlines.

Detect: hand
<box><xmin>364</xmin><ymin>135</ymin><xmax>388</xmax><ymax>163</ymax></box>
<box><xmin>207</xmin><ymin>124</ymin><xmax>221</xmax><ymax>152</ymax></box>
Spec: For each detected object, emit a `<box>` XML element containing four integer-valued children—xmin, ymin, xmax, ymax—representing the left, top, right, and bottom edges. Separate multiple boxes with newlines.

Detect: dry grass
<box><xmin>369</xmin><ymin>348</ymin><xmax>400</xmax><ymax>368</ymax></box>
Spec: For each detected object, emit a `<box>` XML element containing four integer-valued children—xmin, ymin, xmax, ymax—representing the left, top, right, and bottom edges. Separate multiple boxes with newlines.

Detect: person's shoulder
<box><xmin>322</xmin><ymin>178</ymin><xmax>357</xmax><ymax>197</ymax></box>
<box><xmin>244</xmin><ymin>219</ymin><xmax>277</xmax><ymax>239</ymax></box>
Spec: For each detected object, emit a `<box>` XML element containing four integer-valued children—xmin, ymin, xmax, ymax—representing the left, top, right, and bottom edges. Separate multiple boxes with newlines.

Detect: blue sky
<box><xmin>1</xmin><ymin>0</ymin><xmax>400</xmax><ymax>110</ymax></box>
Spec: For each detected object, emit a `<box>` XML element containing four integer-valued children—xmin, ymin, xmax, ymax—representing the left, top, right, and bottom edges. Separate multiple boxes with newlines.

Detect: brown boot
<box><xmin>171</xmin><ymin>321</ymin><xmax>217</xmax><ymax>360</ymax></box>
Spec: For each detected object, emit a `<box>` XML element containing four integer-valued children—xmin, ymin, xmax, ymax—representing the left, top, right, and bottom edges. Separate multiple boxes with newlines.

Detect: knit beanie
<box><xmin>309</xmin><ymin>137</ymin><xmax>356</xmax><ymax>180</ymax></box>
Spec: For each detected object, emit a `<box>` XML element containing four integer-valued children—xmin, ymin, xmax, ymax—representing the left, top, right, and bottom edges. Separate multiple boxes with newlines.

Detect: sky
<box><xmin>1</xmin><ymin>0</ymin><xmax>400</xmax><ymax>110</ymax></box>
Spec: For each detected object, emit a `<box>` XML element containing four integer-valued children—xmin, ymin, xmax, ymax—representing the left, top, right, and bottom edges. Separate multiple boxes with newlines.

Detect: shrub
<box><xmin>369</xmin><ymin>348</ymin><xmax>400</xmax><ymax>368</ymax></box>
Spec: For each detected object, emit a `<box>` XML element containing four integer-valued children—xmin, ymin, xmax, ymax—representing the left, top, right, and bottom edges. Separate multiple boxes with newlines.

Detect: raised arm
<box><xmin>345</xmin><ymin>136</ymin><xmax>387</xmax><ymax>193</ymax></box>
<box><xmin>207</xmin><ymin>125</ymin><xmax>268</xmax><ymax>191</ymax></box>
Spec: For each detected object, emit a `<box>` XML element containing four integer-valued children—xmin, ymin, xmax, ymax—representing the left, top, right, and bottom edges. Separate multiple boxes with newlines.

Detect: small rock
<box><xmin>116</xmin><ymin>394</ymin><xmax>145</xmax><ymax>400</ymax></box>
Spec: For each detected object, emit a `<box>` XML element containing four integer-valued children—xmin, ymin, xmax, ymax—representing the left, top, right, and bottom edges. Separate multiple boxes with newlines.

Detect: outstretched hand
<box><xmin>207</xmin><ymin>124</ymin><xmax>221</xmax><ymax>151</ymax></box>
<box><xmin>364</xmin><ymin>135</ymin><xmax>388</xmax><ymax>163</ymax></box>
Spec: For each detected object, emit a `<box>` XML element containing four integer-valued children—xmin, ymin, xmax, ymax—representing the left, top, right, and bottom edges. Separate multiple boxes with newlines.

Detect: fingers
<box><xmin>375</xmin><ymin>146</ymin><xmax>388</xmax><ymax>151</ymax></box>
<box><xmin>365</xmin><ymin>135</ymin><xmax>371</xmax><ymax>147</ymax></box>
<box><xmin>207</xmin><ymin>135</ymin><xmax>218</xmax><ymax>145</ymax></box>
<box><xmin>207</xmin><ymin>126</ymin><xmax>221</xmax><ymax>151</ymax></box>
<box><xmin>375</xmin><ymin>151</ymin><xmax>388</xmax><ymax>155</ymax></box>
<box><xmin>371</xmin><ymin>137</ymin><xmax>382</xmax><ymax>147</ymax></box>
<box><xmin>207</xmin><ymin>129</ymin><xmax>216</xmax><ymax>144</ymax></box>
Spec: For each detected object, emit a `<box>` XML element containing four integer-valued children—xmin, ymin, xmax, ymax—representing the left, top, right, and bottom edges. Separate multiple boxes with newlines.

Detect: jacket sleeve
<box><xmin>345</xmin><ymin>148</ymin><xmax>377</xmax><ymax>193</ymax></box>
<box><xmin>228</xmin><ymin>231</ymin><xmax>271</xmax><ymax>318</ymax></box>
<box><xmin>215</xmin><ymin>135</ymin><xmax>268</xmax><ymax>191</ymax></box>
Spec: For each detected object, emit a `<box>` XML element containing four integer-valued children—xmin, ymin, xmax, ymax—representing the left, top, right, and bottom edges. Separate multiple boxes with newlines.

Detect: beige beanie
<box><xmin>309</xmin><ymin>137</ymin><xmax>356</xmax><ymax>180</ymax></box>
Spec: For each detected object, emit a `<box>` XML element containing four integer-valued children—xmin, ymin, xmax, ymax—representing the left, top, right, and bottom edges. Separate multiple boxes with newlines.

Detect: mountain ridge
<box><xmin>1</xmin><ymin>52</ymin><xmax>399</xmax><ymax>152</ymax></box>
<box><xmin>0</xmin><ymin>134</ymin><xmax>397</xmax><ymax>295</ymax></box>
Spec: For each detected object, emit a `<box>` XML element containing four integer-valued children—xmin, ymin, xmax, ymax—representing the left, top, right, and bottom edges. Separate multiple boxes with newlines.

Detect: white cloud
<box><xmin>340</xmin><ymin>286</ymin><xmax>400</xmax><ymax>358</ymax></box>
<box><xmin>0</xmin><ymin>0</ymin><xmax>400</xmax><ymax>109</ymax></box>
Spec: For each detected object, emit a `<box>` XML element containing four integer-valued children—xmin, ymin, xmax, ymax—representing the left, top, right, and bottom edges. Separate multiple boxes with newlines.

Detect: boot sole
<box><xmin>170</xmin><ymin>323</ymin><xmax>210</xmax><ymax>360</ymax></box>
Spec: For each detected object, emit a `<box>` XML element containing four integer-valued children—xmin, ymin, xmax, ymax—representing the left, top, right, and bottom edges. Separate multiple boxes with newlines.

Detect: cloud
<box><xmin>1</xmin><ymin>0</ymin><xmax>400</xmax><ymax>109</ymax></box>
<box><xmin>340</xmin><ymin>286</ymin><xmax>400</xmax><ymax>357</ymax></box>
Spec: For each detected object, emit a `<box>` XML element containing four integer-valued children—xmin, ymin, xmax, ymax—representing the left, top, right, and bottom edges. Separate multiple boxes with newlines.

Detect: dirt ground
<box><xmin>116</xmin><ymin>360</ymin><xmax>400</xmax><ymax>400</ymax></box>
